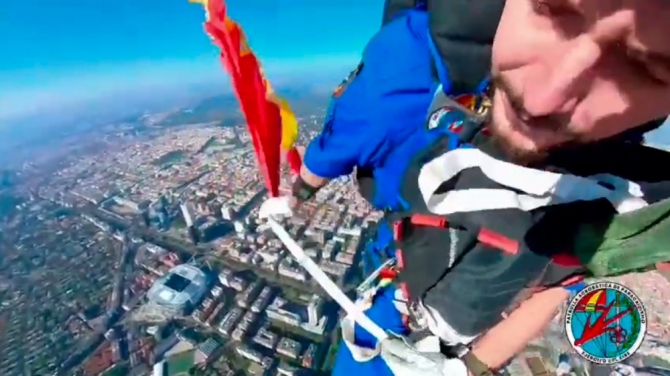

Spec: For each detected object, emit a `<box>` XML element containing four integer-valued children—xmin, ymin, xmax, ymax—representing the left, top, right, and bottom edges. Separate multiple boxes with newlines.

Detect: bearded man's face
<box><xmin>489</xmin><ymin>0</ymin><xmax>670</xmax><ymax>162</ymax></box>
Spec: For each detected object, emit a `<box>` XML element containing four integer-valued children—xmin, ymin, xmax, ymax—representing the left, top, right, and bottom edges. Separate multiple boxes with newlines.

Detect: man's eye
<box><xmin>532</xmin><ymin>0</ymin><xmax>553</xmax><ymax>15</ymax></box>
<box><xmin>629</xmin><ymin>60</ymin><xmax>670</xmax><ymax>85</ymax></box>
<box><xmin>530</xmin><ymin>0</ymin><xmax>583</xmax><ymax>36</ymax></box>
<box><xmin>626</xmin><ymin>48</ymin><xmax>670</xmax><ymax>85</ymax></box>
<box><xmin>531</xmin><ymin>0</ymin><xmax>574</xmax><ymax>17</ymax></box>
<box><xmin>645</xmin><ymin>63</ymin><xmax>670</xmax><ymax>85</ymax></box>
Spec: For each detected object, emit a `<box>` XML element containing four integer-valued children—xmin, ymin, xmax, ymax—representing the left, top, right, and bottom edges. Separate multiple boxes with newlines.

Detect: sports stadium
<box><xmin>146</xmin><ymin>264</ymin><xmax>209</xmax><ymax>316</ymax></box>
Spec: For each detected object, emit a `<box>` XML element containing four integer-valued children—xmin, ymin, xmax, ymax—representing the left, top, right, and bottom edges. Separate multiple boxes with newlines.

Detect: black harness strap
<box><xmin>391</xmin><ymin>212</ymin><xmax>521</xmax><ymax>299</ymax></box>
<box><xmin>388</xmin><ymin>89</ymin><xmax>589</xmax><ymax>336</ymax></box>
<box><xmin>427</xmin><ymin>0</ymin><xmax>505</xmax><ymax>93</ymax></box>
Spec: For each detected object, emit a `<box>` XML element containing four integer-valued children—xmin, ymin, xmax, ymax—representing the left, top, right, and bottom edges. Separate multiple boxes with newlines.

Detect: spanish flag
<box><xmin>266</xmin><ymin>81</ymin><xmax>302</xmax><ymax>175</ymax></box>
<box><xmin>190</xmin><ymin>0</ymin><xmax>301</xmax><ymax>197</ymax></box>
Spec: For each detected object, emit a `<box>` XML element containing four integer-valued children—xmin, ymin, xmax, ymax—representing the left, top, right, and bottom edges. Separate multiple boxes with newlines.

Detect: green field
<box><xmin>102</xmin><ymin>363</ymin><xmax>129</xmax><ymax>376</ymax></box>
<box><xmin>166</xmin><ymin>349</ymin><xmax>196</xmax><ymax>376</ymax></box>
<box><xmin>152</xmin><ymin>150</ymin><xmax>187</xmax><ymax>167</ymax></box>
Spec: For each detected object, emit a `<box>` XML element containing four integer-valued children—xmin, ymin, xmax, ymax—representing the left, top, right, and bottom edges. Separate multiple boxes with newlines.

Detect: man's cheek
<box><xmin>491</xmin><ymin>45</ymin><xmax>529</xmax><ymax>73</ymax></box>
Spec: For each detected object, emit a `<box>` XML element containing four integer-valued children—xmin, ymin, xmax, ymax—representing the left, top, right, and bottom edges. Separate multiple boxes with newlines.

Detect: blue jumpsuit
<box><xmin>301</xmin><ymin>9</ymin><xmax>441</xmax><ymax>376</ymax></box>
<box><xmin>303</xmin><ymin>7</ymin><xmax>442</xmax><ymax>269</ymax></box>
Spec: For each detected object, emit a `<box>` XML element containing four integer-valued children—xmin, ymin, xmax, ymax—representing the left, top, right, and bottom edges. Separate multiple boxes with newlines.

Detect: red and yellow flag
<box><xmin>190</xmin><ymin>0</ymin><xmax>301</xmax><ymax>197</ymax></box>
<box><xmin>266</xmin><ymin>81</ymin><xmax>302</xmax><ymax>175</ymax></box>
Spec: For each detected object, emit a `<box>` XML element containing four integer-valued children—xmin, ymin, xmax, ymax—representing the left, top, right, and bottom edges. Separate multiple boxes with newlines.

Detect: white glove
<box><xmin>380</xmin><ymin>335</ymin><xmax>469</xmax><ymax>376</ymax></box>
<box><xmin>258</xmin><ymin>196</ymin><xmax>293</xmax><ymax>219</ymax></box>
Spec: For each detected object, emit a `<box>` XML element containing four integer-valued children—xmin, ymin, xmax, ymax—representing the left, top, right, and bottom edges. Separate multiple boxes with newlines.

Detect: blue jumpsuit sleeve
<box><xmin>332</xmin><ymin>287</ymin><xmax>408</xmax><ymax>376</ymax></box>
<box><xmin>303</xmin><ymin>100</ymin><xmax>375</xmax><ymax>179</ymax></box>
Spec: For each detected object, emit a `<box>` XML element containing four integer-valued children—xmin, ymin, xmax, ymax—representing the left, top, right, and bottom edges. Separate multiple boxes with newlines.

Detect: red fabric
<box><xmin>380</xmin><ymin>267</ymin><xmax>399</xmax><ymax>280</ymax></box>
<box><xmin>203</xmin><ymin>0</ymin><xmax>281</xmax><ymax>197</ymax></box>
<box><xmin>286</xmin><ymin>148</ymin><xmax>302</xmax><ymax>176</ymax></box>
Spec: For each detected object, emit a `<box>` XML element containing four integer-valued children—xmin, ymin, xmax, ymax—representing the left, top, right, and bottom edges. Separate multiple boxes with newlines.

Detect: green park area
<box><xmin>152</xmin><ymin>150</ymin><xmax>187</xmax><ymax>167</ymax></box>
<box><xmin>102</xmin><ymin>363</ymin><xmax>129</xmax><ymax>376</ymax></box>
<box><xmin>165</xmin><ymin>349</ymin><xmax>196</xmax><ymax>376</ymax></box>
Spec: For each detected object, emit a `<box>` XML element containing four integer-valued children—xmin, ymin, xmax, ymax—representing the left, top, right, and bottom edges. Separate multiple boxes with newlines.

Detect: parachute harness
<box><xmin>338</xmin><ymin>87</ymin><xmax>500</xmax><ymax>362</ymax></box>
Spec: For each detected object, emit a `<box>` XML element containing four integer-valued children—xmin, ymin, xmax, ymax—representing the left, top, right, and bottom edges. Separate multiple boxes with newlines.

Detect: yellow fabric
<box><xmin>267</xmin><ymin>82</ymin><xmax>299</xmax><ymax>151</ymax></box>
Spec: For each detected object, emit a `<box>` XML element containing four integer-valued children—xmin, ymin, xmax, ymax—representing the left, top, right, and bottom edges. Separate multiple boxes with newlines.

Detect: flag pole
<box><xmin>267</xmin><ymin>218</ymin><xmax>389</xmax><ymax>342</ymax></box>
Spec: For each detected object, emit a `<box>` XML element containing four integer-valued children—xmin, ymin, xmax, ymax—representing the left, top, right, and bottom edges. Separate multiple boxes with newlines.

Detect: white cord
<box><xmin>267</xmin><ymin>217</ymin><xmax>389</xmax><ymax>342</ymax></box>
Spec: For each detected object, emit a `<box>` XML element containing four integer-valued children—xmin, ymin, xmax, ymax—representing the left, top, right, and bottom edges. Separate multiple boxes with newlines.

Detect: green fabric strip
<box><xmin>574</xmin><ymin>198</ymin><xmax>670</xmax><ymax>277</ymax></box>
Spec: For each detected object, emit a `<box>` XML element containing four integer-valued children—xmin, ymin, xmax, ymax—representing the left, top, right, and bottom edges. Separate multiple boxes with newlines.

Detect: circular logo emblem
<box><xmin>564</xmin><ymin>281</ymin><xmax>647</xmax><ymax>364</ymax></box>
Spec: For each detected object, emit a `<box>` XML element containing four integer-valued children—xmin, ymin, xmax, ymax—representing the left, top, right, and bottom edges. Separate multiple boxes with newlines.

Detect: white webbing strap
<box><xmin>419</xmin><ymin>301</ymin><xmax>478</xmax><ymax>346</ymax></box>
<box><xmin>341</xmin><ymin>287</ymin><xmax>414</xmax><ymax>362</ymax></box>
<box><xmin>341</xmin><ymin>294</ymin><xmax>383</xmax><ymax>362</ymax></box>
<box><xmin>267</xmin><ymin>217</ymin><xmax>389</xmax><ymax>348</ymax></box>
<box><xmin>418</xmin><ymin>148</ymin><xmax>648</xmax><ymax>215</ymax></box>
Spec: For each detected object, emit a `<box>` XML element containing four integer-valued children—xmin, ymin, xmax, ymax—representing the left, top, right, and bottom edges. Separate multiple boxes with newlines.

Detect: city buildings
<box><xmin>266</xmin><ymin>295</ymin><xmax>327</xmax><ymax>336</ymax></box>
<box><xmin>0</xmin><ymin>111</ymin><xmax>368</xmax><ymax>376</ymax></box>
<box><xmin>12</xmin><ymin>116</ymin><xmax>670</xmax><ymax>376</ymax></box>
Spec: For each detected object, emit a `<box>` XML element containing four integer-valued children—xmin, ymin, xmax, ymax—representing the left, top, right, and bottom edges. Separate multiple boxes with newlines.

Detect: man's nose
<box><xmin>523</xmin><ymin>36</ymin><xmax>602</xmax><ymax>117</ymax></box>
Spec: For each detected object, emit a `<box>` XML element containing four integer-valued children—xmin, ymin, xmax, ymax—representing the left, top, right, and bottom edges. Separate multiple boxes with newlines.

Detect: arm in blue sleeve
<box><xmin>303</xmin><ymin>115</ymin><xmax>376</xmax><ymax>179</ymax></box>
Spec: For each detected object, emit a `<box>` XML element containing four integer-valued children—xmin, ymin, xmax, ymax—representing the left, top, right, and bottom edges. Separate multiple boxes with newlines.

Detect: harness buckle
<box><xmin>356</xmin><ymin>258</ymin><xmax>397</xmax><ymax>296</ymax></box>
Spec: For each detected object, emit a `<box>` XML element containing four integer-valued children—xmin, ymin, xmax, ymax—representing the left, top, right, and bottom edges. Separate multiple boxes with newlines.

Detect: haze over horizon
<box><xmin>0</xmin><ymin>0</ymin><xmax>383</xmax><ymax>125</ymax></box>
<box><xmin>1</xmin><ymin>0</ymin><xmax>669</xmax><ymax>146</ymax></box>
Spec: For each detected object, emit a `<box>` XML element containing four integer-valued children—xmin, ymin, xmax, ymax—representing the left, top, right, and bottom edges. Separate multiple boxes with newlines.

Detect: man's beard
<box><xmin>485</xmin><ymin>73</ymin><xmax>585</xmax><ymax>167</ymax></box>
<box><xmin>487</xmin><ymin>130</ymin><xmax>551</xmax><ymax>167</ymax></box>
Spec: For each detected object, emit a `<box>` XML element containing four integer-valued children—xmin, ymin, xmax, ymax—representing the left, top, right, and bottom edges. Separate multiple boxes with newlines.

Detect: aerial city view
<box><xmin>2</xmin><ymin>1</ymin><xmax>670</xmax><ymax>376</ymax></box>
<box><xmin>0</xmin><ymin>98</ymin><xmax>380</xmax><ymax>375</ymax></box>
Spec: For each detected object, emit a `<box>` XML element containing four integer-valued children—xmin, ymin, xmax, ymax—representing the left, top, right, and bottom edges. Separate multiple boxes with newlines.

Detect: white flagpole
<box><xmin>267</xmin><ymin>217</ymin><xmax>389</xmax><ymax>342</ymax></box>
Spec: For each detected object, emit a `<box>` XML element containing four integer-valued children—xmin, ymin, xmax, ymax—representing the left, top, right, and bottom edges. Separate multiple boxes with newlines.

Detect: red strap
<box><xmin>399</xmin><ymin>282</ymin><xmax>410</xmax><ymax>300</ymax></box>
<box><xmin>393</xmin><ymin>220</ymin><xmax>404</xmax><ymax>241</ymax></box>
<box><xmin>396</xmin><ymin>249</ymin><xmax>405</xmax><ymax>269</ymax></box>
<box><xmin>560</xmin><ymin>275</ymin><xmax>584</xmax><ymax>286</ymax></box>
<box><xmin>398</xmin><ymin>282</ymin><xmax>411</xmax><ymax>326</ymax></box>
<box><xmin>477</xmin><ymin>228</ymin><xmax>519</xmax><ymax>255</ymax></box>
<box><xmin>551</xmin><ymin>253</ymin><xmax>582</xmax><ymax>267</ymax></box>
<box><xmin>404</xmin><ymin>214</ymin><xmax>520</xmax><ymax>256</ymax></box>
<box><xmin>410</xmin><ymin>214</ymin><xmax>447</xmax><ymax>228</ymax></box>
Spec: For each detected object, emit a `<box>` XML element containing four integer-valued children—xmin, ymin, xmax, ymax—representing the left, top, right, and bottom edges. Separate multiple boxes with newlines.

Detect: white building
<box><xmin>152</xmin><ymin>361</ymin><xmax>165</xmax><ymax>376</ymax></box>
<box><xmin>234</xmin><ymin>220</ymin><xmax>245</xmax><ymax>234</ymax></box>
<box><xmin>221</xmin><ymin>205</ymin><xmax>235</xmax><ymax>220</ymax></box>
<box><xmin>180</xmin><ymin>203</ymin><xmax>194</xmax><ymax>227</ymax></box>
<box><xmin>307</xmin><ymin>295</ymin><xmax>322</xmax><ymax>326</ymax></box>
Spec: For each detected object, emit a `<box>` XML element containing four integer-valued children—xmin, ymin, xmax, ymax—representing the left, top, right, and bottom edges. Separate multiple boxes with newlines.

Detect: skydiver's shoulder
<box><xmin>365</xmin><ymin>6</ymin><xmax>429</xmax><ymax>50</ymax></box>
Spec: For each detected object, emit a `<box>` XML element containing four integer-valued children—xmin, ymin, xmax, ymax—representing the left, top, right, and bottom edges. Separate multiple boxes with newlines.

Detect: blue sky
<box><xmin>0</xmin><ymin>0</ymin><xmax>384</xmax><ymax>122</ymax></box>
